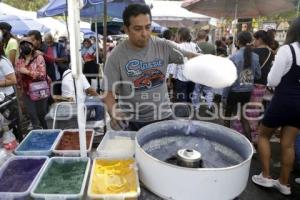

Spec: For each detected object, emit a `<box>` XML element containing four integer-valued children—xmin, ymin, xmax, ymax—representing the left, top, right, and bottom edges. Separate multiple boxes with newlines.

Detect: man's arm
<box><xmin>85</xmin><ymin>87</ymin><xmax>99</xmax><ymax>96</ymax></box>
<box><xmin>102</xmin><ymin>52</ymin><xmax>128</xmax><ymax>130</ymax></box>
<box><xmin>166</xmin><ymin>40</ymin><xmax>200</xmax><ymax>59</ymax></box>
<box><xmin>103</xmin><ymin>91</ymin><xmax>127</xmax><ymax>130</ymax></box>
<box><xmin>103</xmin><ymin>91</ymin><xmax>116</xmax><ymax>117</ymax></box>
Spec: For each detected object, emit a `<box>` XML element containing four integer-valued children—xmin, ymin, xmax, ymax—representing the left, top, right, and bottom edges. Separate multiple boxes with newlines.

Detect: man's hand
<box><xmin>104</xmin><ymin>91</ymin><xmax>129</xmax><ymax>130</ymax></box>
<box><xmin>110</xmin><ymin>111</ymin><xmax>128</xmax><ymax>130</ymax></box>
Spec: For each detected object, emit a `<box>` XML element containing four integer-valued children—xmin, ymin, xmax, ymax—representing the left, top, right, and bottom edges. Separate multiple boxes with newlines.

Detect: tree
<box><xmin>2</xmin><ymin>0</ymin><xmax>48</xmax><ymax>11</ymax></box>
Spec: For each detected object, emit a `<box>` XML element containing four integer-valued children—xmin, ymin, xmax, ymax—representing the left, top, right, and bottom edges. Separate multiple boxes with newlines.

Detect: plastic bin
<box><xmin>96</xmin><ymin>131</ymin><xmax>136</xmax><ymax>159</ymax></box>
<box><xmin>45</xmin><ymin>101</ymin><xmax>105</xmax><ymax>130</ymax></box>
<box><xmin>15</xmin><ymin>129</ymin><xmax>62</xmax><ymax>156</ymax></box>
<box><xmin>45</xmin><ymin>102</ymin><xmax>78</xmax><ymax>129</ymax></box>
<box><xmin>53</xmin><ymin>129</ymin><xmax>94</xmax><ymax>156</ymax></box>
<box><xmin>88</xmin><ymin>158</ymin><xmax>140</xmax><ymax>200</ymax></box>
<box><xmin>0</xmin><ymin>156</ymin><xmax>48</xmax><ymax>200</ymax></box>
<box><xmin>31</xmin><ymin>157</ymin><xmax>90</xmax><ymax>200</ymax></box>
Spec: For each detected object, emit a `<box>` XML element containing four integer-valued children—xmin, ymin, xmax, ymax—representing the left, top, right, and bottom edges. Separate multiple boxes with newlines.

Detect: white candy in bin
<box><xmin>183</xmin><ymin>54</ymin><xmax>237</xmax><ymax>88</ymax></box>
<box><xmin>97</xmin><ymin>131</ymin><xmax>136</xmax><ymax>159</ymax></box>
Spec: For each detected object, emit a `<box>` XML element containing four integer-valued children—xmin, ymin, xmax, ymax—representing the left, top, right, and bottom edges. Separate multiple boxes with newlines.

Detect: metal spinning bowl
<box><xmin>135</xmin><ymin>120</ymin><xmax>253</xmax><ymax>200</ymax></box>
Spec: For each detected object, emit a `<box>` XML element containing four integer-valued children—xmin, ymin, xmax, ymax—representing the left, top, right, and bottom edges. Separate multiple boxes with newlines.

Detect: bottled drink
<box><xmin>0</xmin><ymin>148</ymin><xmax>12</xmax><ymax>167</ymax></box>
<box><xmin>2</xmin><ymin>125</ymin><xmax>18</xmax><ymax>151</ymax></box>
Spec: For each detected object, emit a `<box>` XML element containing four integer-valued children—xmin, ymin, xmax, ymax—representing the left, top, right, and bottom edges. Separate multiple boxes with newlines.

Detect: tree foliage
<box><xmin>2</xmin><ymin>0</ymin><xmax>299</xmax><ymax>20</ymax></box>
<box><xmin>2</xmin><ymin>0</ymin><xmax>48</xmax><ymax>11</ymax></box>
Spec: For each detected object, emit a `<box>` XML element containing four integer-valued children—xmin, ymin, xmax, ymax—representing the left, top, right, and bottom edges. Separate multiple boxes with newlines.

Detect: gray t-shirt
<box><xmin>104</xmin><ymin>36</ymin><xmax>186</xmax><ymax>122</ymax></box>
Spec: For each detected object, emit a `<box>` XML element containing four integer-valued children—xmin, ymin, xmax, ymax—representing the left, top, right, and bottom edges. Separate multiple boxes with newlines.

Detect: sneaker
<box><xmin>205</xmin><ymin>107</ymin><xmax>215</xmax><ymax>115</ymax></box>
<box><xmin>273</xmin><ymin>162</ymin><xmax>281</xmax><ymax>168</ymax></box>
<box><xmin>295</xmin><ymin>178</ymin><xmax>300</xmax><ymax>184</ymax></box>
<box><xmin>252</xmin><ymin>173</ymin><xmax>273</xmax><ymax>187</ymax></box>
<box><xmin>273</xmin><ymin>179</ymin><xmax>291</xmax><ymax>195</ymax></box>
<box><xmin>270</xmin><ymin>135</ymin><xmax>280</xmax><ymax>143</ymax></box>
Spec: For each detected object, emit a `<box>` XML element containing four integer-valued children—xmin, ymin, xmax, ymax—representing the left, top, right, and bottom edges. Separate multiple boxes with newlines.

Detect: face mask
<box><xmin>0</xmin><ymin>31</ymin><xmax>3</xmax><ymax>41</ymax></box>
<box><xmin>20</xmin><ymin>45</ymin><xmax>32</xmax><ymax>55</ymax></box>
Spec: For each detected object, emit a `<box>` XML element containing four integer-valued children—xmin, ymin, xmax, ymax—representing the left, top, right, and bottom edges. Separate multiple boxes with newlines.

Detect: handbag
<box><xmin>24</xmin><ymin>56</ymin><xmax>51</xmax><ymax>101</ymax></box>
<box><xmin>28</xmin><ymin>80</ymin><xmax>50</xmax><ymax>101</ymax></box>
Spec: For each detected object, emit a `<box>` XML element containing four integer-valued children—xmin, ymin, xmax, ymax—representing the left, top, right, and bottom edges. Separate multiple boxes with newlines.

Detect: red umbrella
<box><xmin>182</xmin><ymin>0</ymin><xmax>296</xmax><ymax>19</ymax></box>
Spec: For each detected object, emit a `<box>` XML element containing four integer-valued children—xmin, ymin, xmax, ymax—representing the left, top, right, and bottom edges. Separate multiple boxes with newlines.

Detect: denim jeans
<box><xmin>85</xmin><ymin>103</ymin><xmax>104</xmax><ymax>121</ymax></box>
<box><xmin>192</xmin><ymin>84</ymin><xmax>214</xmax><ymax>109</ymax></box>
<box><xmin>174</xmin><ymin>80</ymin><xmax>195</xmax><ymax>103</ymax></box>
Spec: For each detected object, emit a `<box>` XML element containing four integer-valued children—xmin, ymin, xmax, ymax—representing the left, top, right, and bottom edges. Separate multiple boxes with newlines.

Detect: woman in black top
<box><xmin>242</xmin><ymin>30</ymin><xmax>274</xmax><ymax>143</ymax></box>
<box><xmin>253</xmin><ymin>30</ymin><xmax>274</xmax><ymax>85</ymax></box>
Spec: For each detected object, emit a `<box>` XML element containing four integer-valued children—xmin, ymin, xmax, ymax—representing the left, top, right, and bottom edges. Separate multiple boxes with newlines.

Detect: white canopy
<box><xmin>0</xmin><ymin>2</ymin><xmax>31</xmax><ymax>16</ymax></box>
<box><xmin>0</xmin><ymin>2</ymin><xmax>90</xmax><ymax>38</ymax></box>
<box><xmin>150</xmin><ymin>0</ymin><xmax>213</xmax><ymax>27</ymax></box>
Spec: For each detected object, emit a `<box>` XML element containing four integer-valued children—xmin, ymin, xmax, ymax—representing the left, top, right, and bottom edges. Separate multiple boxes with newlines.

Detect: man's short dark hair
<box><xmin>0</xmin><ymin>42</ymin><xmax>4</xmax><ymax>57</ymax></box>
<box><xmin>0</xmin><ymin>22</ymin><xmax>12</xmax><ymax>32</ymax></box>
<box><xmin>122</xmin><ymin>4</ymin><xmax>152</xmax><ymax>27</ymax></box>
<box><xmin>27</xmin><ymin>30</ymin><xmax>42</xmax><ymax>41</ymax></box>
<box><xmin>162</xmin><ymin>30</ymin><xmax>173</xmax><ymax>40</ymax></box>
<box><xmin>197</xmin><ymin>30</ymin><xmax>207</xmax><ymax>40</ymax></box>
<box><xmin>83</xmin><ymin>38</ymin><xmax>91</xmax><ymax>44</ymax></box>
<box><xmin>177</xmin><ymin>27</ymin><xmax>192</xmax><ymax>42</ymax></box>
<box><xmin>215</xmin><ymin>40</ymin><xmax>222</xmax><ymax>47</ymax></box>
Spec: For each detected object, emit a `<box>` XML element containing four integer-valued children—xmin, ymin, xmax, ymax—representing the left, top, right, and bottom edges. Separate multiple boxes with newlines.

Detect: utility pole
<box><xmin>297</xmin><ymin>0</ymin><xmax>300</xmax><ymax>17</ymax></box>
<box><xmin>68</xmin><ymin>0</ymin><xmax>87</xmax><ymax>158</ymax></box>
<box><xmin>103</xmin><ymin>0</ymin><xmax>107</xmax><ymax>63</ymax></box>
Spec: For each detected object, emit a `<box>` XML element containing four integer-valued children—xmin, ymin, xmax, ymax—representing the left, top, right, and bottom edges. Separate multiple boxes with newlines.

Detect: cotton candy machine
<box><xmin>135</xmin><ymin>120</ymin><xmax>253</xmax><ymax>200</ymax></box>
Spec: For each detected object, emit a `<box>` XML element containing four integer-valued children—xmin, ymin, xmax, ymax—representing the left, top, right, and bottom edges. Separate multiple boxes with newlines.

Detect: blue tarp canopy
<box><xmin>37</xmin><ymin>0</ymin><xmax>146</xmax><ymax>20</ymax></box>
<box><xmin>0</xmin><ymin>15</ymin><xmax>50</xmax><ymax>35</ymax></box>
<box><xmin>91</xmin><ymin>19</ymin><xmax>167</xmax><ymax>35</ymax></box>
<box><xmin>152</xmin><ymin>21</ymin><xmax>168</xmax><ymax>33</ymax></box>
<box><xmin>80</xmin><ymin>28</ymin><xmax>102</xmax><ymax>38</ymax></box>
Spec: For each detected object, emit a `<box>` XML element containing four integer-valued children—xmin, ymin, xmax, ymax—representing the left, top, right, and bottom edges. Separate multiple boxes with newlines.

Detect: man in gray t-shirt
<box><xmin>103</xmin><ymin>4</ymin><xmax>197</xmax><ymax>131</ymax></box>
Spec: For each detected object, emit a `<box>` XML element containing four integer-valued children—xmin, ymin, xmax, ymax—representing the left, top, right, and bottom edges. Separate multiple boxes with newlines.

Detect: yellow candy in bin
<box><xmin>88</xmin><ymin>158</ymin><xmax>140</xmax><ymax>199</ymax></box>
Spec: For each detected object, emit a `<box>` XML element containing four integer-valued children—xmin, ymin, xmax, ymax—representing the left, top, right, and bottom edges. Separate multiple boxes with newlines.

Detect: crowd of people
<box><xmin>0</xmin><ymin>22</ymin><xmax>105</xmax><ymax>134</ymax></box>
<box><xmin>0</xmin><ymin>2</ymin><xmax>299</xmax><ymax>197</ymax></box>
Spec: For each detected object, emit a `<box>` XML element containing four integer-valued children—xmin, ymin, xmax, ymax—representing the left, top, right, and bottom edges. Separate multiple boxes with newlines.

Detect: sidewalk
<box><xmin>239</xmin><ymin>142</ymin><xmax>300</xmax><ymax>200</ymax></box>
